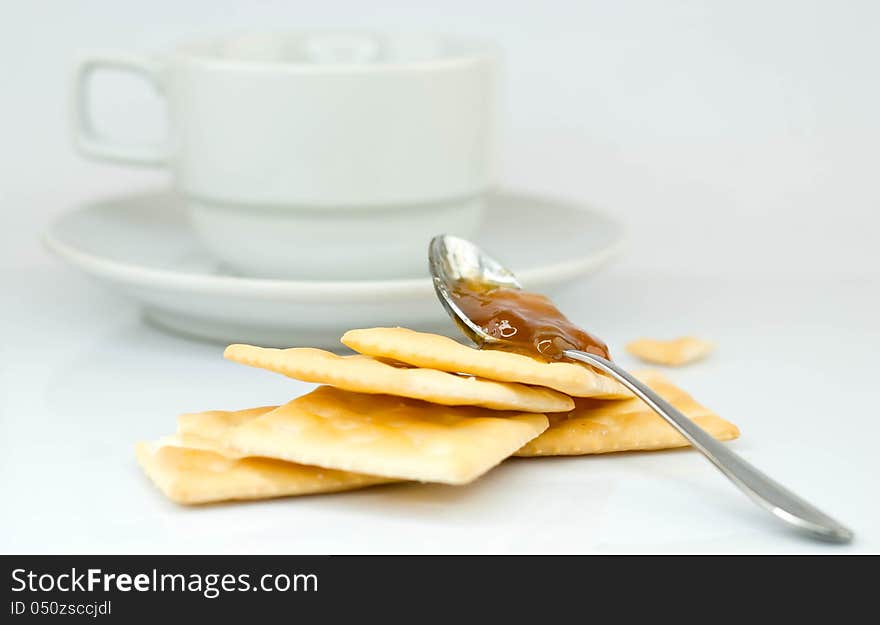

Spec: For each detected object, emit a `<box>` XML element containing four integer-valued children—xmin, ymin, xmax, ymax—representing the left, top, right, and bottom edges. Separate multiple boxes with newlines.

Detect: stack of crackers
<box><xmin>137</xmin><ymin>327</ymin><xmax>739</xmax><ymax>505</ymax></box>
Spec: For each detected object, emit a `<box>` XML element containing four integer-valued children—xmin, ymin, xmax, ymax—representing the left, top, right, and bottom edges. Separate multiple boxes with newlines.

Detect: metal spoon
<box><xmin>429</xmin><ymin>234</ymin><xmax>853</xmax><ymax>543</ymax></box>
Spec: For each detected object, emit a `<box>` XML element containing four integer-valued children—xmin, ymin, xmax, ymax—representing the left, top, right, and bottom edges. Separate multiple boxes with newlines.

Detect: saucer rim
<box><xmin>43</xmin><ymin>188</ymin><xmax>626</xmax><ymax>303</ymax></box>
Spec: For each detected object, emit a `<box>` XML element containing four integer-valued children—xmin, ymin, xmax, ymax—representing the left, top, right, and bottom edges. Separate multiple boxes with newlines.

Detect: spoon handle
<box><xmin>563</xmin><ymin>350</ymin><xmax>853</xmax><ymax>543</ymax></box>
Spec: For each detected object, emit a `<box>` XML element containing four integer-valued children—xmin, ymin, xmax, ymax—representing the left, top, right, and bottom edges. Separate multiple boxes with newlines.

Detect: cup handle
<box><xmin>71</xmin><ymin>53</ymin><xmax>167</xmax><ymax>166</ymax></box>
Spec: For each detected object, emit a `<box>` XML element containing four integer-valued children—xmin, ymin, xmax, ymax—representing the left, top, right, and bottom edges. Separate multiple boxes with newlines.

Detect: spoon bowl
<box><xmin>429</xmin><ymin>234</ymin><xmax>521</xmax><ymax>347</ymax></box>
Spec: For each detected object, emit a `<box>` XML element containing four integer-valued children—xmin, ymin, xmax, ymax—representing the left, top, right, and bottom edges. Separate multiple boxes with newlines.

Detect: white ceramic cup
<box><xmin>71</xmin><ymin>32</ymin><xmax>498</xmax><ymax>279</ymax></box>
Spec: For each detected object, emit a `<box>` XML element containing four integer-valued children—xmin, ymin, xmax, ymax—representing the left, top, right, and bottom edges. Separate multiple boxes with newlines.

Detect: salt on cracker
<box><xmin>516</xmin><ymin>371</ymin><xmax>738</xmax><ymax>456</ymax></box>
<box><xmin>135</xmin><ymin>439</ymin><xmax>392</xmax><ymax>505</ymax></box>
<box><xmin>626</xmin><ymin>337</ymin><xmax>714</xmax><ymax>366</ymax></box>
<box><xmin>179</xmin><ymin>386</ymin><xmax>549</xmax><ymax>485</ymax></box>
<box><xmin>224</xmin><ymin>344</ymin><xmax>574</xmax><ymax>413</ymax></box>
<box><xmin>342</xmin><ymin>327</ymin><xmax>630</xmax><ymax>399</ymax></box>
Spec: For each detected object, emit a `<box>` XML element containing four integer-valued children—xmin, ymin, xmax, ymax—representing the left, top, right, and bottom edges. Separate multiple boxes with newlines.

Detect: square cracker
<box><xmin>516</xmin><ymin>371</ymin><xmax>738</xmax><ymax>456</ymax></box>
<box><xmin>341</xmin><ymin>327</ymin><xmax>629</xmax><ymax>399</ymax></box>
<box><xmin>179</xmin><ymin>386</ymin><xmax>549</xmax><ymax>485</ymax></box>
<box><xmin>135</xmin><ymin>440</ymin><xmax>393</xmax><ymax>505</ymax></box>
<box><xmin>224</xmin><ymin>344</ymin><xmax>574</xmax><ymax>413</ymax></box>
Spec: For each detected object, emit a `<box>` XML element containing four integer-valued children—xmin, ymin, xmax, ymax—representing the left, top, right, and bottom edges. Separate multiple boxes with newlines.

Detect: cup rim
<box><xmin>170</xmin><ymin>30</ymin><xmax>500</xmax><ymax>73</ymax></box>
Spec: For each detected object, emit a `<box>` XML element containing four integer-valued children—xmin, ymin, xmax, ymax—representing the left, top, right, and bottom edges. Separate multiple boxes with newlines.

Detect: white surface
<box><xmin>1</xmin><ymin>272</ymin><xmax>877</xmax><ymax>554</ymax></box>
<box><xmin>2</xmin><ymin>0</ymin><xmax>879</xmax><ymax>554</ymax></box>
<box><xmin>43</xmin><ymin>188</ymin><xmax>622</xmax><ymax>346</ymax></box>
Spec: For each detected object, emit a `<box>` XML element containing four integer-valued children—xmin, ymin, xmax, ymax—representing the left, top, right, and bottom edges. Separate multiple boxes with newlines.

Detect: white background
<box><xmin>1</xmin><ymin>1</ymin><xmax>878</xmax><ymax>553</ymax></box>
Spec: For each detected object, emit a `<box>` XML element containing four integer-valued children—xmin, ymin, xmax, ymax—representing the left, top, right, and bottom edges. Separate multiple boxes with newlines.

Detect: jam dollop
<box><xmin>450</xmin><ymin>282</ymin><xmax>610</xmax><ymax>362</ymax></box>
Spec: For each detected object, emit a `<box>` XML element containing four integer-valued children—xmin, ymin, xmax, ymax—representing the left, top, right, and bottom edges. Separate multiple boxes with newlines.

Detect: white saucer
<box><xmin>44</xmin><ymin>188</ymin><xmax>624</xmax><ymax>347</ymax></box>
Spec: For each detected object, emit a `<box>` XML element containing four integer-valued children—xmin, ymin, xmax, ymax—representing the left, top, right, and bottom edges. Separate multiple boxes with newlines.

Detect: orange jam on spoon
<box><xmin>450</xmin><ymin>282</ymin><xmax>610</xmax><ymax>362</ymax></box>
